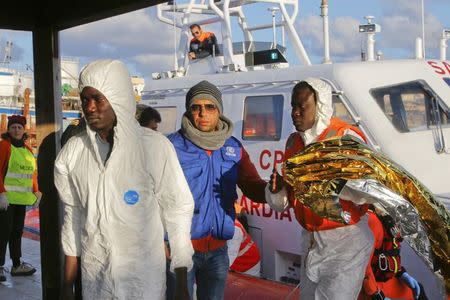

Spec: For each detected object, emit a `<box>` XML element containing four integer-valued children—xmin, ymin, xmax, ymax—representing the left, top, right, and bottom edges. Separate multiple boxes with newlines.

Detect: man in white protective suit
<box><xmin>54</xmin><ymin>59</ymin><xmax>194</xmax><ymax>299</ymax></box>
<box><xmin>266</xmin><ymin>78</ymin><xmax>374</xmax><ymax>300</ymax></box>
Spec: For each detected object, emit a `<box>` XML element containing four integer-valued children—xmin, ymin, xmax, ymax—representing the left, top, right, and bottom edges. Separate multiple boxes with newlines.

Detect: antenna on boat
<box><xmin>440</xmin><ymin>29</ymin><xmax>450</xmax><ymax>61</ymax></box>
<box><xmin>415</xmin><ymin>37</ymin><xmax>424</xmax><ymax>59</ymax></box>
<box><xmin>321</xmin><ymin>0</ymin><xmax>331</xmax><ymax>64</ymax></box>
<box><xmin>172</xmin><ymin>0</ymin><xmax>179</xmax><ymax>71</ymax></box>
<box><xmin>281</xmin><ymin>14</ymin><xmax>285</xmax><ymax>48</ymax></box>
<box><xmin>268</xmin><ymin>7</ymin><xmax>280</xmax><ymax>50</ymax></box>
<box><xmin>359</xmin><ymin>32</ymin><xmax>365</xmax><ymax>61</ymax></box>
<box><xmin>420</xmin><ymin>0</ymin><xmax>426</xmax><ymax>58</ymax></box>
<box><xmin>359</xmin><ymin>16</ymin><xmax>380</xmax><ymax>62</ymax></box>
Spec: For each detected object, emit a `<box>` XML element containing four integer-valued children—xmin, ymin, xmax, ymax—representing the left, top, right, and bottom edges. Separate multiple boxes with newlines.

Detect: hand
<box><xmin>33</xmin><ymin>191</ymin><xmax>42</xmax><ymax>208</ymax></box>
<box><xmin>269</xmin><ymin>168</ymin><xmax>284</xmax><ymax>194</ymax></box>
<box><xmin>165</xmin><ymin>242</ymin><xmax>171</xmax><ymax>260</ymax></box>
<box><xmin>0</xmin><ymin>193</ymin><xmax>8</xmax><ymax>211</ymax></box>
<box><xmin>188</xmin><ymin>52</ymin><xmax>196</xmax><ymax>60</ymax></box>
<box><xmin>400</xmin><ymin>272</ymin><xmax>420</xmax><ymax>299</ymax></box>
<box><xmin>62</xmin><ymin>256</ymin><xmax>78</xmax><ymax>300</ymax></box>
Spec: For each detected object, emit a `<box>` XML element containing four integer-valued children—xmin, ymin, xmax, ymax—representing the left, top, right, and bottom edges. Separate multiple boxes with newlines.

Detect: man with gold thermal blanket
<box><xmin>265</xmin><ymin>78</ymin><xmax>450</xmax><ymax>300</ymax></box>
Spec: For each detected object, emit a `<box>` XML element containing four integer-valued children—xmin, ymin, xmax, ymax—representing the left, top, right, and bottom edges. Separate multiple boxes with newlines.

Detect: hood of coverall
<box><xmin>79</xmin><ymin>59</ymin><xmax>140</xmax><ymax>149</ymax></box>
<box><xmin>299</xmin><ymin>77</ymin><xmax>334</xmax><ymax>145</ymax></box>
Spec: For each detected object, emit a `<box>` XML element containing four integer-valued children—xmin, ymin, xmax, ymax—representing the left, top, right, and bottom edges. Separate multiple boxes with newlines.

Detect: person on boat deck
<box><xmin>359</xmin><ymin>207</ymin><xmax>427</xmax><ymax>300</ymax></box>
<box><xmin>54</xmin><ymin>59</ymin><xmax>194</xmax><ymax>300</ymax></box>
<box><xmin>0</xmin><ymin>115</ymin><xmax>40</xmax><ymax>282</ymax></box>
<box><xmin>266</xmin><ymin>78</ymin><xmax>374</xmax><ymax>300</ymax></box>
<box><xmin>166</xmin><ymin>80</ymin><xmax>267</xmax><ymax>300</ymax></box>
<box><xmin>138</xmin><ymin>105</ymin><xmax>162</xmax><ymax>131</ymax></box>
<box><xmin>188</xmin><ymin>24</ymin><xmax>219</xmax><ymax>60</ymax></box>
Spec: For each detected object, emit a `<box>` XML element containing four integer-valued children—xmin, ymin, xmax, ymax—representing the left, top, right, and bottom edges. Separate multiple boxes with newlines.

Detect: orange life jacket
<box><xmin>191</xmin><ymin>31</ymin><xmax>214</xmax><ymax>43</ymax></box>
<box><xmin>284</xmin><ymin>117</ymin><xmax>368</xmax><ymax>231</ymax></box>
<box><xmin>230</xmin><ymin>220</ymin><xmax>261</xmax><ymax>273</ymax></box>
<box><xmin>370</xmin><ymin>211</ymin><xmax>403</xmax><ymax>282</ymax></box>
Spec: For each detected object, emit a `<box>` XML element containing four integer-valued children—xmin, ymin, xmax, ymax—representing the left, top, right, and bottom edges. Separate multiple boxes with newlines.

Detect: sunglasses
<box><xmin>190</xmin><ymin>104</ymin><xmax>217</xmax><ymax>113</ymax></box>
<box><xmin>192</xmin><ymin>31</ymin><xmax>200</xmax><ymax>35</ymax></box>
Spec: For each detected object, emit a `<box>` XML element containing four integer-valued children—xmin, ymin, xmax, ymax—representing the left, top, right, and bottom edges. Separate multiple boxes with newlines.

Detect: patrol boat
<box><xmin>141</xmin><ymin>0</ymin><xmax>450</xmax><ymax>298</ymax></box>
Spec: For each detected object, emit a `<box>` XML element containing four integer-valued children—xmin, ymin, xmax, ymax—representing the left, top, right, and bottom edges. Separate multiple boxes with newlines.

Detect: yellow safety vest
<box><xmin>4</xmin><ymin>145</ymin><xmax>36</xmax><ymax>205</ymax></box>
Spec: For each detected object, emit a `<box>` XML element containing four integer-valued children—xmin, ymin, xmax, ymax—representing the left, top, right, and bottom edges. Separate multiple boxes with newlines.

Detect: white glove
<box><xmin>0</xmin><ymin>193</ymin><xmax>8</xmax><ymax>211</ymax></box>
<box><xmin>33</xmin><ymin>191</ymin><xmax>42</xmax><ymax>208</ymax></box>
<box><xmin>264</xmin><ymin>184</ymin><xmax>289</xmax><ymax>212</ymax></box>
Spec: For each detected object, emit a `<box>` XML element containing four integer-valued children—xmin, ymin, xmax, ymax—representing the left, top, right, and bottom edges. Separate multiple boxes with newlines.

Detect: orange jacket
<box><xmin>191</xmin><ymin>31</ymin><xmax>215</xmax><ymax>43</ymax></box>
<box><xmin>284</xmin><ymin>117</ymin><xmax>368</xmax><ymax>231</ymax></box>
<box><xmin>360</xmin><ymin>211</ymin><xmax>415</xmax><ymax>300</ymax></box>
<box><xmin>0</xmin><ymin>138</ymin><xmax>38</xmax><ymax>194</ymax></box>
<box><xmin>230</xmin><ymin>220</ymin><xmax>261</xmax><ymax>273</ymax></box>
<box><xmin>190</xmin><ymin>32</ymin><xmax>218</xmax><ymax>59</ymax></box>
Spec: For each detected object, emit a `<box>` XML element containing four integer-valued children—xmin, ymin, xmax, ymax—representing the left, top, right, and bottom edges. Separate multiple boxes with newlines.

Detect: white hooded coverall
<box><xmin>265</xmin><ymin>77</ymin><xmax>374</xmax><ymax>300</ymax></box>
<box><xmin>54</xmin><ymin>60</ymin><xmax>194</xmax><ymax>299</ymax></box>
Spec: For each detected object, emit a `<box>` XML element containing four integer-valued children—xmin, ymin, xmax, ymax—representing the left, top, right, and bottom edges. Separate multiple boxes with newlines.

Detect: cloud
<box><xmin>379</xmin><ymin>0</ymin><xmax>422</xmax><ymax>17</ymax></box>
<box><xmin>60</xmin><ymin>8</ymin><xmax>181</xmax><ymax>76</ymax></box>
<box><xmin>132</xmin><ymin>53</ymin><xmax>174</xmax><ymax>74</ymax></box>
<box><xmin>62</xmin><ymin>9</ymin><xmax>161</xmax><ymax>55</ymax></box>
<box><xmin>296</xmin><ymin>1</ymin><xmax>445</xmax><ymax>62</ymax></box>
<box><xmin>60</xmin><ymin>5</ymin><xmax>229</xmax><ymax>77</ymax></box>
<box><xmin>379</xmin><ymin>0</ymin><xmax>444</xmax><ymax>55</ymax></box>
<box><xmin>298</xmin><ymin>16</ymin><xmax>362</xmax><ymax>61</ymax></box>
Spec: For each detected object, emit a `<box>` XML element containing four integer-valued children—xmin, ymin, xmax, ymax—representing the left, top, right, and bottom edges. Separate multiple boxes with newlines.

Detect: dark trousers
<box><xmin>0</xmin><ymin>204</ymin><xmax>26</xmax><ymax>266</ymax></box>
<box><xmin>166</xmin><ymin>245</ymin><xmax>229</xmax><ymax>300</ymax></box>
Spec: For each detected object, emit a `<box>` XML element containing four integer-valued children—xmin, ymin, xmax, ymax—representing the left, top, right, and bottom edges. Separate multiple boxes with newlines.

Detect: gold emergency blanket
<box><xmin>283</xmin><ymin>136</ymin><xmax>450</xmax><ymax>293</ymax></box>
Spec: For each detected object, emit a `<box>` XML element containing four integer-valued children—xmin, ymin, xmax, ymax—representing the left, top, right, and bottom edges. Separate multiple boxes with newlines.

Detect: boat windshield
<box><xmin>212</xmin><ymin>41</ymin><xmax>286</xmax><ymax>57</ymax></box>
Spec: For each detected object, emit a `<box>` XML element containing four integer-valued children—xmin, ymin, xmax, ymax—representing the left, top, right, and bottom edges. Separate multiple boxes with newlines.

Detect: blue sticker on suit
<box><xmin>124</xmin><ymin>190</ymin><xmax>139</xmax><ymax>205</ymax></box>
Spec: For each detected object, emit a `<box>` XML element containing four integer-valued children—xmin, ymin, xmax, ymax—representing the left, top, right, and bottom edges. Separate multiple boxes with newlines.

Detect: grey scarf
<box><xmin>181</xmin><ymin>113</ymin><xmax>234</xmax><ymax>150</ymax></box>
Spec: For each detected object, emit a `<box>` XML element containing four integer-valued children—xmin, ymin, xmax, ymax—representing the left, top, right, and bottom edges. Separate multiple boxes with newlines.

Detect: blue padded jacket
<box><xmin>169</xmin><ymin>131</ymin><xmax>241</xmax><ymax>240</ymax></box>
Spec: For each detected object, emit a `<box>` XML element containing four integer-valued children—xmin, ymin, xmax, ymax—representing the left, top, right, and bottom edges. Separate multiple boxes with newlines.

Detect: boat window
<box><xmin>153</xmin><ymin>106</ymin><xmax>177</xmax><ymax>135</ymax></box>
<box><xmin>332</xmin><ymin>95</ymin><xmax>356</xmax><ymax>125</ymax></box>
<box><xmin>242</xmin><ymin>95</ymin><xmax>283</xmax><ymax>141</ymax></box>
<box><xmin>370</xmin><ymin>81</ymin><xmax>450</xmax><ymax>133</ymax></box>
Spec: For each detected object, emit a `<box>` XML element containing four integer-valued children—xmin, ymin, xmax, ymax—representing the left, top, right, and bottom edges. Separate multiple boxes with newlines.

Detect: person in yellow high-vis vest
<box><xmin>0</xmin><ymin>115</ymin><xmax>41</xmax><ymax>282</ymax></box>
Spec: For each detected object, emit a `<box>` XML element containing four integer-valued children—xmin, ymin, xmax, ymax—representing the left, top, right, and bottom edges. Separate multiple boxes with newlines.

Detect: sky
<box><xmin>0</xmin><ymin>0</ymin><xmax>449</xmax><ymax>82</ymax></box>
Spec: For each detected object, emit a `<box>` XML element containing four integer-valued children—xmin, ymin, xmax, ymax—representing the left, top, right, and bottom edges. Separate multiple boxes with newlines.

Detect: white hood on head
<box><xmin>299</xmin><ymin>77</ymin><xmax>334</xmax><ymax>145</ymax></box>
<box><xmin>79</xmin><ymin>59</ymin><xmax>140</xmax><ymax>145</ymax></box>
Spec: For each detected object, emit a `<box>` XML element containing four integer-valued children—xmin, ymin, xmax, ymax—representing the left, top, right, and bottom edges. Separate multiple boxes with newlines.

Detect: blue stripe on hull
<box><xmin>444</xmin><ymin>77</ymin><xmax>450</xmax><ymax>87</ymax></box>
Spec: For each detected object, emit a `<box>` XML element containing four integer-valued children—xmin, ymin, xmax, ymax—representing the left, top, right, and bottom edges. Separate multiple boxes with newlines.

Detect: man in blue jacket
<box><xmin>167</xmin><ymin>80</ymin><xmax>267</xmax><ymax>300</ymax></box>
